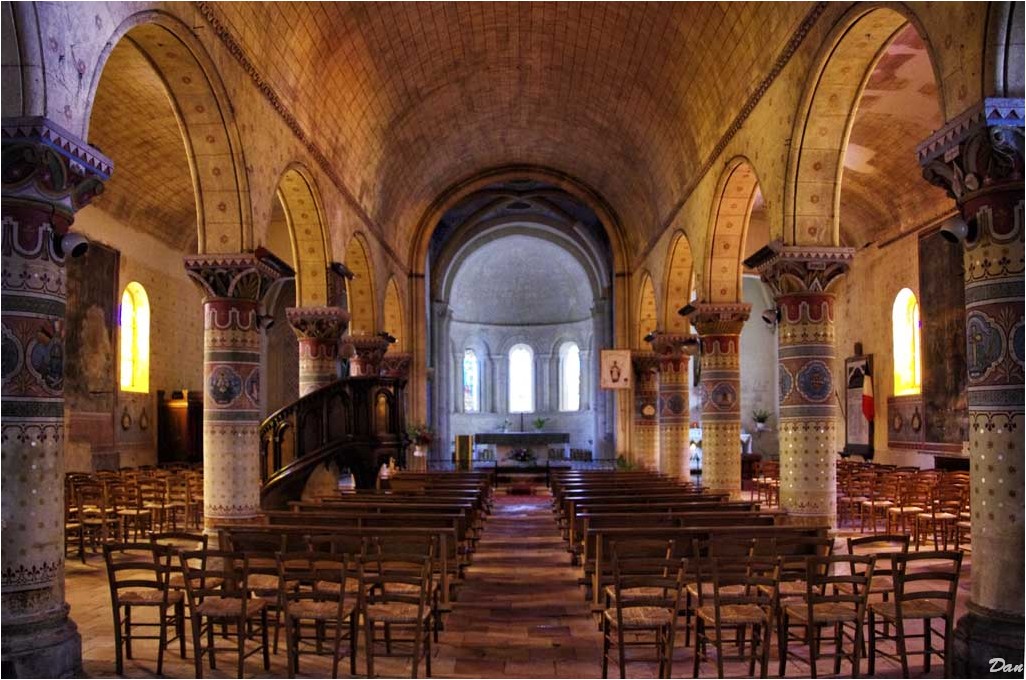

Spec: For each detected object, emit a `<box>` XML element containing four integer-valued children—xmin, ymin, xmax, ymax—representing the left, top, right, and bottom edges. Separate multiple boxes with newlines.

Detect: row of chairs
<box><xmin>600</xmin><ymin>533</ymin><xmax>963</xmax><ymax>678</ymax></box>
<box><xmin>104</xmin><ymin>532</ymin><xmax>439</xmax><ymax>678</ymax></box>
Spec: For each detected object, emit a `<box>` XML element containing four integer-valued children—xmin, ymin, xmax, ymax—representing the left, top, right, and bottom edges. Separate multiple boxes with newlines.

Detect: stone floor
<box><xmin>66</xmin><ymin>491</ymin><xmax>970</xmax><ymax>678</ymax></box>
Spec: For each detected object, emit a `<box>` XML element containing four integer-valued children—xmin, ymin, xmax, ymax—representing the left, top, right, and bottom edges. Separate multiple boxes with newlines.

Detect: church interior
<box><xmin>1</xmin><ymin>1</ymin><xmax>1023</xmax><ymax>678</ymax></box>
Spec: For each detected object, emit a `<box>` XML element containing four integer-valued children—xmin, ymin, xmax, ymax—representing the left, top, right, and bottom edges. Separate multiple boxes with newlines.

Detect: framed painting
<box><xmin>600</xmin><ymin>349</ymin><xmax>632</xmax><ymax>390</ymax></box>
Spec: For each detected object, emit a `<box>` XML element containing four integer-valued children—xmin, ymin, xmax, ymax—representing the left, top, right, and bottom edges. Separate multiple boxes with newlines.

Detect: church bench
<box><xmin>217</xmin><ymin>524</ymin><xmax>460</xmax><ymax>607</ymax></box>
<box><xmin>557</xmin><ymin>493</ymin><xmax>729</xmax><ymax>538</ymax></box>
<box><xmin>585</xmin><ymin>525</ymin><xmax>828</xmax><ymax>609</ymax></box>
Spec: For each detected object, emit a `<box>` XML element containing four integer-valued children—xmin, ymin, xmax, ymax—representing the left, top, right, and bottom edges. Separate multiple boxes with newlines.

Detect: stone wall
<box><xmin>739</xmin><ymin>275</ymin><xmax>780</xmax><ymax>458</ymax></box>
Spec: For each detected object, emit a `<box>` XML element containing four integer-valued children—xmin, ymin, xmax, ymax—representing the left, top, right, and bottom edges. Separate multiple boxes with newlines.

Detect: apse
<box><xmin>426</xmin><ymin>180</ymin><xmax>615</xmax><ymax>463</ymax></box>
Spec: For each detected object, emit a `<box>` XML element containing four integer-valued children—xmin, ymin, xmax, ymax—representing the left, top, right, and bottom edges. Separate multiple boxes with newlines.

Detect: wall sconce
<box><xmin>761</xmin><ymin>307</ymin><xmax>780</xmax><ymax>328</ymax></box>
<box><xmin>681</xmin><ymin>337</ymin><xmax>701</xmax><ymax>356</ymax></box>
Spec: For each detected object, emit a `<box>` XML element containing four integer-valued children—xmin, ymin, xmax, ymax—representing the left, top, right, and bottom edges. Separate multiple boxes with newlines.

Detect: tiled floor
<box><xmin>66</xmin><ymin>491</ymin><xmax>969</xmax><ymax>677</ymax></box>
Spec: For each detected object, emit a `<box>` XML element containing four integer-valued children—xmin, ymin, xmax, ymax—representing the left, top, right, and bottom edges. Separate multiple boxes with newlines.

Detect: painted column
<box><xmin>650</xmin><ymin>334</ymin><xmax>693</xmax><ymax>482</ymax></box>
<box><xmin>343</xmin><ymin>333</ymin><xmax>391</xmax><ymax>377</ymax></box>
<box><xmin>754</xmin><ymin>246</ymin><xmax>853</xmax><ymax>526</ymax></box>
<box><xmin>691</xmin><ymin>303</ymin><xmax>750</xmax><ymax>497</ymax></box>
<box><xmin>918</xmin><ymin>97</ymin><xmax>1025</xmax><ymax>675</ymax></box>
<box><xmin>185</xmin><ymin>254</ymin><xmax>286</xmax><ymax>526</ymax></box>
<box><xmin>631</xmin><ymin>352</ymin><xmax>661</xmax><ymax>470</ymax></box>
<box><xmin>1</xmin><ymin>117</ymin><xmax>111</xmax><ymax>677</ymax></box>
<box><xmin>286</xmin><ymin>306</ymin><xmax>349</xmax><ymax>396</ymax></box>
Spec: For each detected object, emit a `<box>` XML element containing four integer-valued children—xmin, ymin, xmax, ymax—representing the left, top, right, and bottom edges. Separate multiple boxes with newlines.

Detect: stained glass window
<box><xmin>463</xmin><ymin>349</ymin><xmax>479</xmax><ymax>412</ymax></box>
<box><xmin>892</xmin><ymin>287</ymin><xmax>921</xmax><ymax>396</ymax></box>
<box><xmin>119</xmin><ymin>282</ymin><xmax>150</xmax><ymax>393</ymax></box>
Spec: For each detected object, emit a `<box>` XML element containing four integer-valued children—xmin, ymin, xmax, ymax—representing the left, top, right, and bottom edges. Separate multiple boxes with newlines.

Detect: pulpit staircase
<box><xmin>258</xmin><ymin>375</ymin><xmax>408</xmax><ymax>509</ymax></box>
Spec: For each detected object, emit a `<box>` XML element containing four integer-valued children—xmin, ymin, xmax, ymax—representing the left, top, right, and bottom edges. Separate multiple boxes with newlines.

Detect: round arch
<box><xmin>705</xmin><ymin>158</ymin><xmax>761</xmax><ymax>302</ymax></box>
<box><xmin>783</xmin><ymin>4</ymin><xmax>946</xmax><ymax>247</ymax></box>
<box><xmin>382</xmin><ymin>276</ymin><xmax>405</xmax><ymax>351</ymax></box>
<box><xmin>663</xmin><ymin>231</ymin><xmax>695</xmax><ymax>333</ymax></box>
<box><xmin>84</xmin><ymin>11</ymin><xmax>252</xmax><ymax>254</ymax></box>
<box><xmin>636</xmin><ymin>273</ymin><xmax>658</xmax><ymax>349</ymax></box>
<box><xmin>274</xmin><ymin>165</ymin><xmax>330</xmax><ymax>306</ymax></box>
<box><xmin>344</xmin><ymin>233</ymin><xmax>376</xmax><ymax>334</ymax></box>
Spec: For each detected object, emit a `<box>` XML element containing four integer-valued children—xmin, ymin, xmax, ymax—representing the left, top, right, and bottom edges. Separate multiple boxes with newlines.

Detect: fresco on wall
<box><xmin>918</xmin><ymin>230</ymin><xmax>968</xmax><ymax>445</ymax></box>
<box><xmin>65</xmin><ymin>242</ymin><xmax>118</xmax><ymax>413</ymax></box>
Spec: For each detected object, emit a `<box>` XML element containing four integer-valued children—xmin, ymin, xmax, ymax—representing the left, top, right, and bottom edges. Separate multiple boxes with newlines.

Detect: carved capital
<box><xmin>747</xmin><ymin>241</ymin><xmax>853</xmax><ymax>297</ymax></box>
<box><xmin>1</xmin><ymin>116</ymin><xmax>113</xmax><ymax>230</ymax></box>
<box><xmin>631</xmin><ymin>351</ymin><xmax>661</xmax><ymax>375</ymax></box>
<box><xmin>648</xmin><ymin>332</ymin><xmax>699</xmax><ymax>358</ymax></box>
<box><xmin>917</xmin><ymin>98</ymin><xmax>1025</xmax><ymax>202</ymax></box>
<box><xmin>184</xmin><ymin>250</ymin><xmax>291</xmax><ymax>301</ymax></box>
<box><xmin>343</xmin><ymin>333</ymin><xmax>391</xmax><ymax>377</ymax></box>
<box><xmin>286</xmin><ymin>306</ymin><xmax>349</xmax><ymax>341</ymax></box>
<box><xmin>688</xmin><ymin>302</ymin><xmax>751</xmax><ymax>336</ymax></box>
<box><xmin>380</xmin><ymin>351</ymin><xmax>412</xmax><ymax>379</ymax></box>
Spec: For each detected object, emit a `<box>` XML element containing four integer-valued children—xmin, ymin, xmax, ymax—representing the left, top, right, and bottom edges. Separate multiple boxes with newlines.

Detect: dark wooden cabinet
<box><xmin>158</xmin><ymin>390</ymin><xmax>203</xmax><ymax>464</ymax></box>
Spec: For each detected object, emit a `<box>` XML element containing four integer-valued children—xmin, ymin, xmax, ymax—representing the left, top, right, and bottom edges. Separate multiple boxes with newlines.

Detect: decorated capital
<box><xmin>287</xmin><ymin>306</ymin><xmax>349</xmax><ymax>396</ymax></box>
<box><xmin>343</xmin><ymin>333</ymin><xmax>391</xmax><ymax>377</ymax></box>
<box><xmin>380</xmin><ymin>351</ymin><xmax>413</xmax><ymax>379</ymax></box>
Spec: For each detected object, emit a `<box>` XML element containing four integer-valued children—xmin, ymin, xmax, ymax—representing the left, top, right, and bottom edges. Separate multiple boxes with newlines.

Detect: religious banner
<box><xmin>600</xmin><ymin>349</ymin><xmax>632</xmax><ymax>389</ymax></box>
<box><xmin>843</xmin><ymin>354</ymin><xmax>874</xmax><ymax>458</ymax></box>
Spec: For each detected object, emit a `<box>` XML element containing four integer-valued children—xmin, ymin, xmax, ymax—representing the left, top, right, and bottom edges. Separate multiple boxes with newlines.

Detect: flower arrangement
<box><xmin>532</xmin><ymin>417</ymin><xmax>549</xmax><ymax>431</ymax></box>
<box><xmin>406</xmin><ymin>423</ymin><xmax>435</xmax><ymax>446</ymax></box>
<box><xmin>752</xmin><ymin>408</ymin><xmax>772</xmax><ymax>424</ymax></box>
<box><xmin>510</xmin><ymin>448</ymin><xmax>536</xmax><ymax>464</ymax></box>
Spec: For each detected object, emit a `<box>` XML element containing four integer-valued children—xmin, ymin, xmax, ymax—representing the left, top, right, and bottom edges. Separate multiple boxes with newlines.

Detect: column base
<box><xmin>952</xmin><ymin>605</ymin><xmax>1025</xmax><ymax>678</ymax></box>
<box><xmin>1</xmin><ymin>613</ymin><xmax>82</xmax><ymax>678</ymax></box>
<box><xmin>783</xmin><ymin>513</ymin><xmax>834</xmax><ymax>528</ymax></box>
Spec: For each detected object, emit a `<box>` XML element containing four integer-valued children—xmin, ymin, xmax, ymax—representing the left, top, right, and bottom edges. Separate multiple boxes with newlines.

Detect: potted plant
<box><xmin>752</xmin><ymin>408</ymin><xmax>772</xmax><ymax>432</ymax></box>
<box><xmin>406</xmin><ymin>423</ymin><xmax>434</xmax><ymax>471</ymax></box>
<box><xmin>532</xmin><ymin>417</ymin><xmax>549</xmax><ymax>431</ymax></box>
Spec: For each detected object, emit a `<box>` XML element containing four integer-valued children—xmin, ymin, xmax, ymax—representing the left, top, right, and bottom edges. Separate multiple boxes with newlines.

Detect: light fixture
<box><xmin>681</xmin><ymin>337</ymin><xmax>701</xmax><ymax>356</ymax></box>
<box><xmin>761</xmin><ymin>307</ymin><xmax>780</xmax><ymax>328</ymax></box>
<box><xmin>54</xmin><ymin>232</ymin><xmax>90</xmax><ymax>258</ymax></box>
<box><xmin>377</xmin><ymin>331</ymin><xmax>397</xmax><ymax>344</ymax></box>
<box><xmin>677</xmin><ymin>303</ymin><xmax>697</xmax><ymax>317</ymax></box>
<box><xmin>643</xmin><ymin>331</ymin><xmax>657</xmax><ymax>343</ymax></box>
<box><xmin>939</xmin><ymin>214</ymin><xmax>974</xmax><ymax>244</ymax></box>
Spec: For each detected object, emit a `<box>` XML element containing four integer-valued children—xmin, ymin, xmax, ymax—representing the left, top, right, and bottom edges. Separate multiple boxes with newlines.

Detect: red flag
<box><xmin>861</xmin><ymin>370</ymin><xmax>875</xmax><ymax>421</ymax></box>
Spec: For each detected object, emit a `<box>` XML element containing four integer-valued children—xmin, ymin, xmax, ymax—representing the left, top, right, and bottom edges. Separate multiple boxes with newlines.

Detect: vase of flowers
<box><xmin>752</xmin><ymin>408</ymin><xmax>772</xmax><ymax>432</ymax></box>
<box><xmin>532</xmin><ymin>417</ymin><xmax>549</xmax><ymax>431</ymax></box>
<box><xmin>510</xmin><ymin>448</ymin><xmax>536</xmax><ymax>465</ymax></box>
<box><xmin>406</xmin><ymin>423</ymin><xmax>434</xmax><ymax>472</ymax></box>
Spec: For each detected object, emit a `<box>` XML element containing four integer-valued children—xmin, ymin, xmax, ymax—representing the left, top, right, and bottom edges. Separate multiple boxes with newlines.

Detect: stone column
<box><xmin>286</xmin><ymin>306</ymin><xmax>349</xmax><ymax>396</ymax></box>
<box><xmin>691</xmin><ymin>303</ymin><xmax>750</xmax><ymax>497</ymax></box>
<box><xmin>753</xmin><ymin>245</ymin><xmax>852</xmax><ymax>526</ymax></box>
<box><xmin>185</xmin><ymin>254</ymin><xmax>286</xmax><ymax>526</ymax></box>
<box><xmin>343</xmin><ymin>333</ymin><xmax>390</xmax><ymax>377</ymax></box>
<box><xmin>650</xmin><ymin>334</ymin><xmax>693</xmax><ymax>482</ymax></box>
<box><xmin>918</xmin><ymin>97</ymin><xmax>1024</xmax><ymax>675</ymax></box>
<box><xmin>1</xmin><ymin>117</ymin><xmax>111</xmax><ymax>677</ymax></box>
<box><xmin>631</xmin><ymin>352</ymin><xmax>661</xmax><ymax>470</ymax></box>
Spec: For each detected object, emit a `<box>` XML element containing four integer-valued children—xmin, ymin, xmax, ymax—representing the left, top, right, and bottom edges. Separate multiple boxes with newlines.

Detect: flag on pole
<box><xmin>861</xmin><ymin>368</ymin><xmax>875</xmax><ymax>421</ymax></box>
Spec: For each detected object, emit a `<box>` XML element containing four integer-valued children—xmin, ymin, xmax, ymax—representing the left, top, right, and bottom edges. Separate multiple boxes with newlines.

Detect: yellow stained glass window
<box><xmin>892</xmin><ymin>287</ymin><xmax>921</xmax><ymax>396</ymax></box>
<box><xmin>120</xmin><ymin>282</ymin><xmax>150</xmax><ymax>393</ymax></box>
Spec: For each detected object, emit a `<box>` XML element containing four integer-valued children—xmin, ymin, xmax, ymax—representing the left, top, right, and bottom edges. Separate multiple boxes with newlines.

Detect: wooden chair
<box><xmin>109</xmin><ymin>482</ymin><xmax>152</xmax><ymax>541</ymax></box>
<box><xmin>860</xmin><ymin>475</ymin><xmax>897</xmax><ymax>534</ymax></box>
<box><xmin>358</xmin><ymin>551</ymin><xmax>434</xmax><ymax>678</ymax></box>
<box><xmin>78</xmin><ymin>481</ymin><xmax>121</xmax><ymax>551</ymax></box>
<box><xmin>601</xmin><ymin>544</ymin><xmax>686</xmax><ymax>679</ymax></box>
<box><xmin>103</xmin><ymin>542</ymin><xmax>186</xmax><ymax>675</ymax></box>
<box><xmin>868</xmin><ymin>550</ymin><xmax>963</xmax><ymax>677</ymax></box>
<box><xmin>692</xmin><ymin>555</ymin><xmax>780</xmax><ymax>678</ymax></box>
<box><xmin>886</xmin><ymin>480</ymin><xmax>929</xmax><ymax>537</ymax></box>
<box><xmin>179</xmin><ymin>549</ymin><xmax>270</xmax><ymax>678</ymax></box>
<box><xmin>64</xmin><ymin>481</ymin><xmax>86</xmax><ymax>564</ymax></box>
<box><xmin>278</xmin><ymin>551</ymin><xmax>358</xmax><ymax>678</ymax></box>
<box><xmin>915</xmin><ymin>485</ymin><xmax>963</xmax><ymax>550</ymax></box>
<box><xmin>779</xmin><ymin>554</ymin><xmax>875</xmax><ymax>677</ymax></box>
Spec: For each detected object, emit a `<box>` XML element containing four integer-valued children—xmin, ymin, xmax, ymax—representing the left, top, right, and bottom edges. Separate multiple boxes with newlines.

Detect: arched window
<box><xmin>508</xmin><ymin>344</ymin><xmax>534</xmax><ymax>413</ymax></box>
<box><xmin>559</xmin><ymin>342</ymin><xmax>581</xmax><ymax>411</ymax></box>
<box><xmin>462</xmin><ymin>349</ymin><xmax>480</xmax><ymax>413</ymax></box>
<box><xmin>120</xmin><ymin>282</ymin><xmax>150</xmax><ymax>393</ymax></box>
<box><xmin>892</xmin><ymin>288</ymin><xmax>921</xmax><ymax>396</ymax></box>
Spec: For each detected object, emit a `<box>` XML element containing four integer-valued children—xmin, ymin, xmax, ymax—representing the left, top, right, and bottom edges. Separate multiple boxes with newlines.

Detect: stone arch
<box><xmin>1</xmin><ymin>2</ymin><xmax>44</xmax><ymax>118</ymax></box>
<box><xmin>382</xmin><ymin>276</ymin><xmax>405</xmax><ymax>351</ymax></box>
<box><xmin>784</xmin><ymin>5</ymin><xmax>946</xmax><ymax>246</ymax></box>
<box><xmin>705</xmin><ymin>158</ymin><xmax>762</xmax><ymax>302</ymax></box>
<box><xmin>344</xmin><ymin>232</ymin><xmax>376</xmax><ymax>334</ymax></box>
<box><xmin>84</xmin><ymin>11</ymin><xmax>252</xmax><ymax>253</ymax></box>
<box><xmin>636</xmin><ymin>273</ymin><xmax>658</xmax><ymax>349</ymax></box>
<box><xmin>663</xmin><ymin>232</ymin><xmax>695</xmax><ymax>333</ymax></box>
<box><xmin>274</xmin><ymin>165</ymin><xmax>330</xmax><ymax>306</ymax></box>
<box><xmin>984</xmin><ymin>1</ymin><xmax>1025</xmax><ymax>98</ymax></box>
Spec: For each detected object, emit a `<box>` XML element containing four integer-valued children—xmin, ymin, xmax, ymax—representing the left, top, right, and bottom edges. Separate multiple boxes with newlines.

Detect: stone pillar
<box><xmin>344</xmin><ymin>333</ymin><xmax>390</xmax><ymax>377</ymax></box>
<box><xmin>650</xmin><ymin>334</ymin><xmax>693</xmax><ymax>482</ymax></box>
<box><xmin>754</xmin><ymin>245</ymin><xmax>853</xmax><ymax>526</ymax></box>
<box><xmin>185</xmin><ymin>254</ymin><xmax>286</xmax><ymax>526</ymax></box>
<box><xmin>691</xmin><ymin>303</ymin><xmax>750</xmax><ymax>497</ymax></box>
<box><xmin>918</xmin><ymin>97</ymin><xmax>1024</xmax><ymax>675</ymax></box>
<box><xmin>1</xmin><ymin>117</ymin><xmax>111</xmax><ymax>677</ymax></box>
<box><xmin>286</xmin><ymin>306</ymin><xmax>349</xmax><ymax>396</ymax></box>
<box><xmin>631</xmin><ymin>353</ymin><xmax>661</xmax><ymax>470</ymax></box>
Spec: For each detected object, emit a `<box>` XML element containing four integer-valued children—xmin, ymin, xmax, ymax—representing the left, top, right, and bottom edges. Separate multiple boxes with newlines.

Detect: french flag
<box><xmin>861</xmin><ymin>368</ymin><xmax>875</xmax><ymax>421</ymax></box>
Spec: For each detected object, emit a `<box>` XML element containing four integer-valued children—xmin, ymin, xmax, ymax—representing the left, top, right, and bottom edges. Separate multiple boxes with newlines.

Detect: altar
<box><xmin>474</xmin><ymin>432</ymin><xmax>571</xmax><ymax>462</ymax></box>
